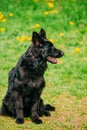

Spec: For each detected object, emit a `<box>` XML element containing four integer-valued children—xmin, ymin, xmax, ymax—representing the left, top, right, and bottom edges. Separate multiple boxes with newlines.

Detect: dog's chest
<box><xmin>23</xmin><ymin>76</ymin><xmax>45</xmax><ymax>96</ymax></box>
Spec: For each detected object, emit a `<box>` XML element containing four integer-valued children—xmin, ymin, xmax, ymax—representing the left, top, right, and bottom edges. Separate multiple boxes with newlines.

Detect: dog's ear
<box><xmin>39</xmin><ymin>28</ymin><xmax>46</xmax><ymax>38</ymax></box>
<box><xmin>32</xmin><ymin>31</ymin><xmax>42</xmax><ymax>46</ymax></box>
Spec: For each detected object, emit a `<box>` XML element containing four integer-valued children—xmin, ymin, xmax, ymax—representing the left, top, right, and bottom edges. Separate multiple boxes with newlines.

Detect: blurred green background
<box><xmin>0</xmin><ymin>0</ymin><xmax>87</xmax><ymax>129</ymax></box>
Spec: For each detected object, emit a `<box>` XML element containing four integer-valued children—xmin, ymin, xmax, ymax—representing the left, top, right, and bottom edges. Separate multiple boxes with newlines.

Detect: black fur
<box><xmin>0</xmin><ymin>28</ymin><xmax>64</xmax><ymax>124</ymax></box>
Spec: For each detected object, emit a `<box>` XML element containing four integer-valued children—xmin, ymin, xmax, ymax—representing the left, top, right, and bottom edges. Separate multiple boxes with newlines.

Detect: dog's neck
<box><xmin>17</xmin><ymin>53</ymin><xmax>47</xmax><ymax>79</ymax></box>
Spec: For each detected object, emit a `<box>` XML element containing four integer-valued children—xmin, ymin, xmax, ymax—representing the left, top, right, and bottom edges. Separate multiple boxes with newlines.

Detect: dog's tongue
<box><xmin>47</xmin><ymin>56</ymin><xmax>58</xmax><ymax>64</ymax></box>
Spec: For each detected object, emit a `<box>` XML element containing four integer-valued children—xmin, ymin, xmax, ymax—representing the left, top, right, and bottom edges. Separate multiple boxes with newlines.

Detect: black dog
<box><xmin>0</xmin><ymin>28</ymin><xmax>64</xmax><ymax>124</ymax></box>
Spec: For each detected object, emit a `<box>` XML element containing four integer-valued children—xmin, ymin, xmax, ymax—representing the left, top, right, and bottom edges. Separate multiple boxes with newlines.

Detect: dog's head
<box><xmin>32</xmin><ymin>28</ymin><xmax>64</xmax><ymax>64</ymax></box>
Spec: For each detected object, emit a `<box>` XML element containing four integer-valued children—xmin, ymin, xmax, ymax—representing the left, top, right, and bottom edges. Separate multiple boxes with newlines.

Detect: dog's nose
<box><xmin>61</xmin><ymin>52</ymin><xmax>64</xmax><ymax>56</ymax></box>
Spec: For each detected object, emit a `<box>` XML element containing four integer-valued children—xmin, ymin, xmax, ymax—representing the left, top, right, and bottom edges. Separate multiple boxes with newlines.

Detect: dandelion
<box><xmin>33</xmin><ymin>0</ymin><xmax>38</xmax><ymax>2</ymax></box>
<box><xmin>33</xmin><ymin>24</ymin><xmax>40</xmax><ymax>28</ymax></box>
<box><xmin>0</xmin><ymin>13</ymin><xmax>4</xmax><ymax>19</ymax></box>
<box><xmin>58</xmin><ymin>59</ymin><xmax>63</xmax><ymax>64</ymax></box>
<box><xmin>48</xmin><ymin>2</ymin><xmax>54</xmax><ymax>8</ymax></box>
<box><xmin>50</xmin><ymin>0</ymin><xmax>55</xmax><ymax>1</ymax></box>
<box><xmin>50</xmin><ymin>10</ymin><xmax>58</xmax><ymax>14</ymax></box>
<box><xmin>74</xmin><ymin>48</ymin><xmax>80</xmax><ymax>53</ymax></box>
<box><xmin>0</xmin><ymin>12</ymin><xmax>7</xmax><ymax>22</ymax></box>
<box><xmin>16</xmin><ymin>35</ymin><xmax>31</xmax><ymax>42</ymax></box>
<box><xmin>43</xmin><ymin>11</ymin><xmax>49</xmax><ymax>15</ymax></box>
<box><xmin>35</xmin><ymin>24</ymin><xmax>40</xmax><ymax>28</ymax></box>
<box><xmin>60</xmin><ymin>33</ymin><xmax>64</xmax><ymax>37</ymax></box>
<box><xmin>50</xmin><ymin>39</ymin><xmax>54</xmax><ymax>42</ymax></box>
<box><xmin>16</xmin><ymin>37</ymin><xmax>20</xmax><ymax>41</ymax></box>
<box><xmin>20</xmin><ymin>35</ymin><xmax>27</xmax><ymax>42</ymax></box>
<box><xmin>27</xmin><ymin>37</ymin><xmax>32</xmax><ymax>41</ymax></box>
<box><xmin>0</xmin><ymin>27</ymin><xmax>6</xmax><ymax>32</ymax></box>
<box><xmin>9</xmin><ymin>13</ymin><xmax>14</xmax><ymax>17</ymax></box>
<box><xmin>16</xmin><ymin>35</ymin><xmax>27</xmax><ymax>42</ymax></box>
<box><xmin>69</xmin><ymin>21</ymin><xmax>74</xmax><ymax>25</ymax></box>
<box><xmin>52</xmin><ymin>9</ymin><xmax>58</xmax><ymax>13</ymax></box>
<box><xmin>1</xmin><ymin>18</ymin><xmax>7</xmax><ymax>22</ymax></box>
<box><xmin>43</xmin><ymin>9</ymin><xmax>58</xmax><ymax>15</ymax></box>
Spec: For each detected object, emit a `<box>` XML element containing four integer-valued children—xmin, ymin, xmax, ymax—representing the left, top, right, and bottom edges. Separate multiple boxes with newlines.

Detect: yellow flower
<box><xmin>60</xmin><ymin>33</ymin><xmax>64</xmax><ymax>37</ymax></box>
<box><xmin>69</xmin><ymin>21</ymin><xmax>74</xmax><ymax>25</ymax></box>
<box><xmin>0</xmin><ymin>13</ymin><xmax>4</xmax><ymax>19</ymax></box>
<box><xmin>33</xmin><ymin>0</ymin><xmax>38</xmax><ymax>2</ymax></box>
<box><xmin>35</xmin><ymin>24</ymin><xmax>40</xmax><ymax>28</ymax></box>
<box><xmin>1</xmin><ymin>18</ymin><xmax>7</xmax><ymax>22</ymax></box>
<box><xmin>19</xmin><ymin>35</ymin><xmax>27</xmax><ymax>42</ymax></box>
<box><xmin>9</xmin><ymin>13</ymin><xmax>14</xmax><ymax>17</ymax></box>
<box><xmin>74</xmin><ymin>48</ymin><xmax>80</xmax><ymax>53</ymax></box>
<box><xmin>52</xmin><ymin>9</ymin><xmax>58</xmax><ymax>13</ymax></box>
<box><xmin>50</xmin><ymin>39</ymin><xmax>54</xmax><ymax>42</ymax></box>
<box><xmin>22</xmin><ymin>35</ymin><xmax>27</xmax><ymax>40</ymax></box>
<box><xmin>58</xmin><ymin>59</ymin><xmax>63</xmax><ymax>64</ymax></box>
<box><xmin>49</xmin><ymin>9</ymin><xmax>58</xmax><ymax>14</ymax></box>
<box><xmin>50</xmin><ymin>0</ymin><xmax>55</xmax><ymax>1</ymax></box>
<box><xmin>43</xmin><ymin>11</ymin><xmax>49</xmax><ymax>15</ymax></box>
<box><xmin>27</xmin><ymin>37</ymin><xmax>32</xmax><ymax>41</ymax></box>
<box><xmin>16</xmin><ymin>35</ymin><xmax>29</xmax><ymax>42</ymax></box>
<box><xmin>48</xmin><ymin>2</ymin><xmax>54</xmax><ymax>8</ymax></box>
<box><xmin>33</xmin><ymin>24</ymin><xmax>40</xmax><ymax>28</ymax></box>
<box><xmin>44</xmin><ymin>9</ymin><xmax>58</xmax><ymax>15</ymax></box>
<box><xmin>0</xmin><ymin>28</ymin><xmax>6</xmax><ymax>32</ymax></box>
<box><xmin>16</xmin><ymin>37</ymin><xmax>20</xmax><ymax>41</ymax></box>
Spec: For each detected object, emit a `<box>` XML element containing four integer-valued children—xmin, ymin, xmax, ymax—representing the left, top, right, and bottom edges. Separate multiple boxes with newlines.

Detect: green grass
<box><xmin>0</xmin><ymin>0</ymin><xmax>87</xmax><ymax>129</ymax></box>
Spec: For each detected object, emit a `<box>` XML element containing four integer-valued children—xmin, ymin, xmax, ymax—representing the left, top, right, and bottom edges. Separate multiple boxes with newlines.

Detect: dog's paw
<box><xmin>0</xmin><ymin>108</ymin><xmax>7</xmax><ymax>116</ymax></box>
<box><xmin>32</xmin><ymin>118</ymin><xmax>42</xmax><ymax>124</ymax></box>
<box><xmin>45</xmin><ymin>104</ymin><xmax>55</xmax><ymax>111</ymax></box>
<box><xmin>49</xmin><ymin>106</ymin><xmax>55</xmax><ymax>111</ymax></box>
<box><xmin>16</xmin><ymin>118</ymin><xmax>24</xmax><ymax>124</ymax></box>
<box><xmin>38</xmin><ymin>112</ymin><xmax>43</xmax><ymax>117</ymax></box>
<box><xmin>44</xmin><ymin>110</ymin><xmax>51</xmax><ymax>116</ymax></box>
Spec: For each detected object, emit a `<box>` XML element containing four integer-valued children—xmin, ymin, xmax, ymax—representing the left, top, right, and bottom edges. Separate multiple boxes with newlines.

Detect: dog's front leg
<box><xmin>13</xmin><ymin>91</ymin><xmax>24</xmax><ymax>124</ymax></box>
<box><xmin>31</xmin><ymin>99</ymin><xmax>42</xmax><ymax>124</ymax></box>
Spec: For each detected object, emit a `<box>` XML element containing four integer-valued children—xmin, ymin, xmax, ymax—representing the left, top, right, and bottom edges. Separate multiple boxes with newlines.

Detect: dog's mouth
<box><xmin>47</xmin><ymin>56</ymin><xmax>58</xmax><ymax>64</ymax></box>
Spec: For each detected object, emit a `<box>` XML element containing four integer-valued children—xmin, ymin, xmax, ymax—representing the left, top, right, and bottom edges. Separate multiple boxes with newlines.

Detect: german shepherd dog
<box><xmin>0</xmin><ymin>28</ymin><xmax>64</xmax><ymax>124</ymax></box>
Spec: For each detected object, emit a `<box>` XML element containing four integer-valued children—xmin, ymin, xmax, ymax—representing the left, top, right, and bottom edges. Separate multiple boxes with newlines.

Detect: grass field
<box><xmin>0</xmin><ymin>0</ymin><xmax>87</xmax><ymax>129</ymax></box>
